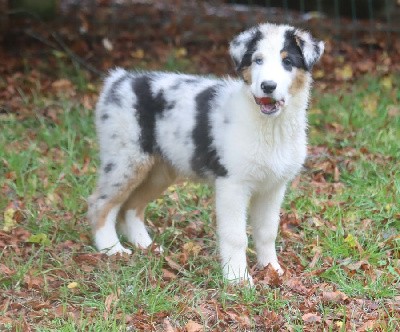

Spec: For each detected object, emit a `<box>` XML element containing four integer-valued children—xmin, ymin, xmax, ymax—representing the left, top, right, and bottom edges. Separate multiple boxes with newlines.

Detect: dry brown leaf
<box><xmin>346</xmin><ymin>260</ymin><xmax>370</xmax><ymax>271</ymax></box>
<box><xmin>322</xmin><ymin>290</ymin><xmax>349</xmax><ymax>304</ymax></box>
<box><xmin>163</xmin><ymin>318</ymin><xmax>177</xmax><ymax>332</ymax></box>
<box><xmin>387</xmin><ymin>105</ymin><xmax>400</xmax><ymax>117</ymax></box>
<box><xmin>104</xmin><ymin>291</ymin><xmax>120</xmax><ymax>320</ymax></box>
<box><xmin>51</xmin><ymin>78</ymin><xmax>73</xmax><ymax>90</ymax></box>
<box><xmin>226</xmin><ymin>311</ymin><xmax>251</xmax><ymax>328</ymax></box>
<box><xmin>185</xmin><ymin>320</ymin><xmax>203</xmax><ymax>332</ymax></box>
<box><xmin>165</xmin><ymin>256</ymin><xmax>182</xmax><ymax>271</ymax></box>
<box><xmin>302</xmin><ymin>312</ymin><xmax>322</xmax><ymax>323</ymax></box>
<box><xmin>284</xmin><ymin>277</ymin><xmax>310</xmax><ymax>295</ymax></box>
<box><xmin>256</xmin><ymin>264</ymin><xmax>282</xmax><ymax>287</ymax></box>
<box><xmin>183</xmin><ymin>241</ymin><xmax>202</xmax><ymax>256</ymax></box>
<box><xmin>73</xmin><ymin>253</ymin><xmax>106</xmax><ymax>266</ymax></box>
<box><xmin>356</xmin><ymin>320</ymin><xmax>376</xmax><ymax>332</ymax></box>
<box><xmin>0</xmin><ymin>263</ymin><xmax>15</xmax><ymax>277</ymax></box>
<box><xmin>162</xmin><ymin>268</ymin><xmax>178</xmax><ymax>281</ymax></box>
<box><xmin>362</xmin><ymin>94</ymin><xmax>379</xmax><ymax>117</ymax></box>
<box><xmin>334</xmin><ymin>64</ymin><xmax>353</xmax><ymax>81</ymax></box>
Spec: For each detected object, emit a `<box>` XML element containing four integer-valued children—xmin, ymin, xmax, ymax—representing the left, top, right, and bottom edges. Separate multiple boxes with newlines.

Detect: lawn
<box><xmin>0</xmin><ymin>66</ymin><xmax>399</xmax><ymax>330</ymax></box>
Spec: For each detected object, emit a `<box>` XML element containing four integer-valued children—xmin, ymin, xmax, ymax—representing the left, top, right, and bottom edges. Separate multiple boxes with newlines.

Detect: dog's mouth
<box><xmin>254</xmin><ymin>96</ymin><xmax>284</xmax><ymax>115</ymax></box>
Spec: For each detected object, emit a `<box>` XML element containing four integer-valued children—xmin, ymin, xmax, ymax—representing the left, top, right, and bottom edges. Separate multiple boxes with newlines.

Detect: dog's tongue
<box><xmin>255</xmin><ymin>97</ymin><xmax>275</xmax><ymax>105</ymax></box>
<box><xmin>254</xmin><ymin>97</ymin><xmax>276</xmax><ymax>114</ymax></box>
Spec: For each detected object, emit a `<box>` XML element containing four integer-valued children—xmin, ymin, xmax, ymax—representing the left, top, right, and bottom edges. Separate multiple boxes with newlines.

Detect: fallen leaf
<box><xmin>322</xmin><ymin>290</ymin><xmax>349</xmax><ymax>304</ymax></box>
<box><xmin>256</xmin><ymin>264</ymin><xmax>282</xmax><ymax>287</ymax></box>
<box><xmin>3</xmin><ymin>201</ymin><xmax>24</xmax><ymax>232</ymax></box>
<box><xmin>302</xmin><ymin>312</ymin><xmax>322</xmax><ymax>323</ymax></box>
<box><xmin>185</xmin><ymin>320</ymin><xmax>203</xmax><ymax>332</ymax></box>
<box><xmin>26</xmin><ymin>233</ymin><xmax>51</xmax><ymax>246</ymax></box>
<box><xmin>183</xmin><ymin>242</ymin><xmax>202</xmax><ymax>256</ymax></box>
<box><xmin>104</xmin><ymin>291</ymin><xmax>120</xmax><ymax>320</ymax></box>
<box><xmin>335</xmin><ymin>64</ymin><xmax>353</xmax><ymax>81</ymax></box>
<box><xmin>24</xmin><ymin>274</ymin><xmax>44</xmax><ymax>290</ymax></box>
<box><xmin>387</xmin><ymin>105</ymin><xmax>400</xmax><ymax>117</ymax></box>
<box><xmin>174</xmin><ymin>47</ymin><xmax>187</xmax><ymax>58</ymax></box>
<box><xmin>0</xmin><ymin>263</ymin><xmax>15</xmax><ymax>277</ymax></box>
<box><xmin>357</xmin><ymin>320</ymin><xmax>376</xmax><ymax>332</ymax></box>
<box><xmin>131</xmin><ymin>49</ymin><xmax>145</xmax><ymax>59</ymax></box>
<box><xmin>165</xmin><ymin>256</ymin><xmax>182</xmax><ymax>272</ymax></box>
<box><xmin>51</xmin><ymin>78</ymin><xmax>73</xmax><ymax>90</ymax></box>
<box><xmin>284</xmin><ymin>277</ymin><xmax>310</xmax><ymax>295</ymax></box>
<box><xmin>226</xmin><ymin>311</ymin><xmax>251</xmax><ymax>328</ymax></box>
<box><xmin>344</xmin><ymin>234</ymin><xmax>358</xmax><ymax>248</ymax></box>
<box><xmin>3</xmin><ymin>206</ymin><xmax>17</xmax><ymax>232</ymax></box>
<box><xmin>380</xmin><ymin>75</ymin><xmax>392</xmax><ymax>89</ymax></box>
<box><xmin>345</xmin><ymin>260</ymin><xmax>370</xmax><ymax>271</ymax></box>
<box><xmin>102</xmin><ymin>38</ymin><xmax>113</xmax><ymax>51</ymax></box>
<box><xmin>67</xmin><ymin>282</ymin><xmax>79</xmax><ymax>289</ymax></box>
<box><xmin>162</xmin><ymin>268</ymin><xmax>177</xmax><ymax>281</ymax></box>
<box><xmin>362</xmin><ymin>94</ymin><xmax>379</xmax><ymax>117</ymax></box>
<box><xmin>163</xmin><ymin>318</ymin><xmax>176</xmax><ymax>332</ymax></box>
<box><xmin>308</xmin><ymin>246</ymin><xmax>322</xmax><ymax>268</ymax></box>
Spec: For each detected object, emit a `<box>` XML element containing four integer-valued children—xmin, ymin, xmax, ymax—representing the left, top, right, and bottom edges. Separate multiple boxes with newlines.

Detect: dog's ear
<box><xmin>294</xmin><ymin>29</ymin><xmax>324</xmax><ymax>70</ymax></box>
<box><xmin>229</xmin><ymin>28</ymin><xmax>263</xmax><ymax>73</ymax></box>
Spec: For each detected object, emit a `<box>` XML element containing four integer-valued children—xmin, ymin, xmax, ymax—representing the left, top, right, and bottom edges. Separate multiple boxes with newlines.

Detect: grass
<box><xmin>0</xmin><ymin>66</ymin><xmax>399</xmax><ymax>330</ymax></box>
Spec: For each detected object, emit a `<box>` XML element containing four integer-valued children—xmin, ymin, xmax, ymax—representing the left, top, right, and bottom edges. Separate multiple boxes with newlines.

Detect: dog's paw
<box><xmin>224</xmin><ymin>269</ymin><xmax>254</xmax><ymax>286</ymax></box>
<box><xmin>259</xmin><ymin>260</ymin><xmax>284</xmax><ymax>276</ymax></box>
<box><xmin>103</xmin><ymin>243</ymin><xmax>132</xmax><ymax>256</ymax></box>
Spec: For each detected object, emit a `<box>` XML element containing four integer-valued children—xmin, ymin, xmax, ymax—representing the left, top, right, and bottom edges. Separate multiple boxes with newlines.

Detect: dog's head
<box><xmin>229</xmin><ymin>23</ymin><xmax>324</xmax><ymax>116</ymax></box>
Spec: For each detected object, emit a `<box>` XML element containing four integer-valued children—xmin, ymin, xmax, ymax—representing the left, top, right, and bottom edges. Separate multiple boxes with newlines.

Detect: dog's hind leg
<box><xmin>88</xmin><ymin>158</ymin><xmax>154</xmax><ymax>255</ymax></box>
<box><xmin>118</xmin><ymin>159</ymin><xmax>177</xmax><ymax>249</ymax></box>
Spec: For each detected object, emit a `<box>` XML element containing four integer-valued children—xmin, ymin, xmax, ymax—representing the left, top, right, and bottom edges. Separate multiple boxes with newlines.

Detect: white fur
<box><xmin>95</xmin><ymin>204</ymin><xmax>132</xmax><ymax>255</ymax></box>
<box><xmin>89</xmin><ymin>23</ymin><xmax>323</xmax><ymax>284</ymax></box>
<box><xmin>118</xmin><ymin>210</ymin><xmax>152</xmax><ymax>248</ymax></box>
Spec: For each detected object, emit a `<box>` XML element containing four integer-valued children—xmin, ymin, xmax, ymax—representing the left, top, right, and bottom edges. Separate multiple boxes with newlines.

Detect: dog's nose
<box><xmin>260</xmin><ymin>81</ymin><xmax>277</xmax><ymax>94</ymax></box>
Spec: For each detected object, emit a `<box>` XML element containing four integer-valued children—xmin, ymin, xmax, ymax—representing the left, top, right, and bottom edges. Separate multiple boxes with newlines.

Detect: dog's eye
<box><xmin>254</xmin><ymin>58</ymin><xmax>263</xmax><ymax>65</ymax></box>
<box><xmin>283</xmin><ymin>57</ymin><xmax>292</xmax><ymax>68</ymax></box>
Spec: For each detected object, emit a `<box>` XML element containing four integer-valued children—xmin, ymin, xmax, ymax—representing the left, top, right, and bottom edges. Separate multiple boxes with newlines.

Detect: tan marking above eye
<box><xmin>295</xmin><ymin>36</ymin><xmax>302</xmax><ymax>48</ymax></box>
<box><xmin>289</xmin><ymin>69</ymin><xmax>309</xmax><ymax>95</ymax></box>
<box><xmin>241</xmin><ymin>66</ymin><xmax>252</xmax><ymax>85</ymax></box>
<box><xmin>280</xmin><ymin>51</ymin><xmax>288</xmax><ymax>59</ymax></box>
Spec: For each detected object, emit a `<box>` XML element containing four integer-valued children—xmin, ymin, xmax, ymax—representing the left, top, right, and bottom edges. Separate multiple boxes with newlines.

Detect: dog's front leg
<box><xmin>250</xmin><ymin>183</ymin><xmax>287</xmax><ymax>275</ymax></box>
<box><xmin>215</xmin><ymin>178</ymin><xmax>252</xmax><ymax>284</ymax></box>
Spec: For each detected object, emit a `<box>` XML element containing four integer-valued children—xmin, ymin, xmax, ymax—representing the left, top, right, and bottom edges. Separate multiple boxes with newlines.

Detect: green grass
<box><xmin>1</xmin><ymin>71</ymin><xmax>399</xmax><ymax>330</ymax></box>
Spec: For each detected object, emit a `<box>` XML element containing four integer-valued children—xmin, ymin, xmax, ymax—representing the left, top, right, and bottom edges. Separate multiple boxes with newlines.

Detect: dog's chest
<box><xmin>226</xmin><ymin>118</ymin><xmax>307</xmax><ymax>183</ymax></box>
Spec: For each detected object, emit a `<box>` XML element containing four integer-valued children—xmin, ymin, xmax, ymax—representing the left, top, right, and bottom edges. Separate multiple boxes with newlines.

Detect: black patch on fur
<box><xmin>104</xmin><ymin>162</ymin><xmax>115</xmax><ymax>173</ymax></box>
<box><xmin>105</xmin><ymin>74</ymin><xmax>129</xmax><ymax>107</ymax></box>
<box><xmin>282</xmin><ymin>30</ymin><xmax>307</xmax><ymax>71</ymax></box>
<box><xmin>133</xmin><ymin>75</ymin><xmax>167</xmax><ymax>154</ymax></box>
<box><xmin>101</xmin><ymin>113</ymin><xmax>109</xmax><ymax>121</ymax></box>
<box><xmin>184</xmin><ymin>78</ymin><xmax>199</xmax><ymax>84</ymax></box>
<box><xmin>99</xmin><ymin>195</ymin><xmax>108</xmax><ymax>200</ymax></box>
<box><xmin>166</xmin><ymin>101</ymin><xmax>176</xmax><ymax>111</ymax></box>
<box><xmin>170</xmin><ymin>81</ymin><xmax>181</xmax><ymax>90</ymax></box>
<box><xmin>191</xmin><ymin>85</ymin><xmax>228</xmax><ymax>178</ymax></box>
<box><xmin>231</xmin><ymin>38</ymin><xmax>241</xmax><ymax>47</ymax></box>
<box><xmin>237</xmin><ymin>29</ymin><xmax>263</xmax><ymax>71</ymax></box>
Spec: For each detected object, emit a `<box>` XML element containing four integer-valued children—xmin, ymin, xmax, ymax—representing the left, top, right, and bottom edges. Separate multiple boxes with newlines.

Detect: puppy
<box><xmin>88</xmin><ymin>23</ymin><xmax>324</xmax><ymax>284</ymax></box>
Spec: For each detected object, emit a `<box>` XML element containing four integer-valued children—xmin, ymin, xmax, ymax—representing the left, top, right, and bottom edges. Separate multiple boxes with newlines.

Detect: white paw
<box><xmin>260</xmin><ymin>260</ymin><xmax>284</xmax><ymax>276</ymax></box>
<box><xmin>102</xmin><ymin>243</ymin><xmax>132</xmax><ymax>256</ymax></box>
<box><xmin>224</xmin><ymin>267</ymin><xmax>254</xmax><ymax>286</ymax></box>
<box><xmin>120</xmin><ymin>211</ymin><xmax>153</xmax><ymax>248</ymax></box>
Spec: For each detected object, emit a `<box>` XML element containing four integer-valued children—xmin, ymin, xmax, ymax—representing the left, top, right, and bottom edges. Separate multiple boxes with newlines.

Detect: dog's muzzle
<box><xmin>254</xmin><ymin>96</ymin><xmax>285</xmax><ymax>115</ymax></box>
